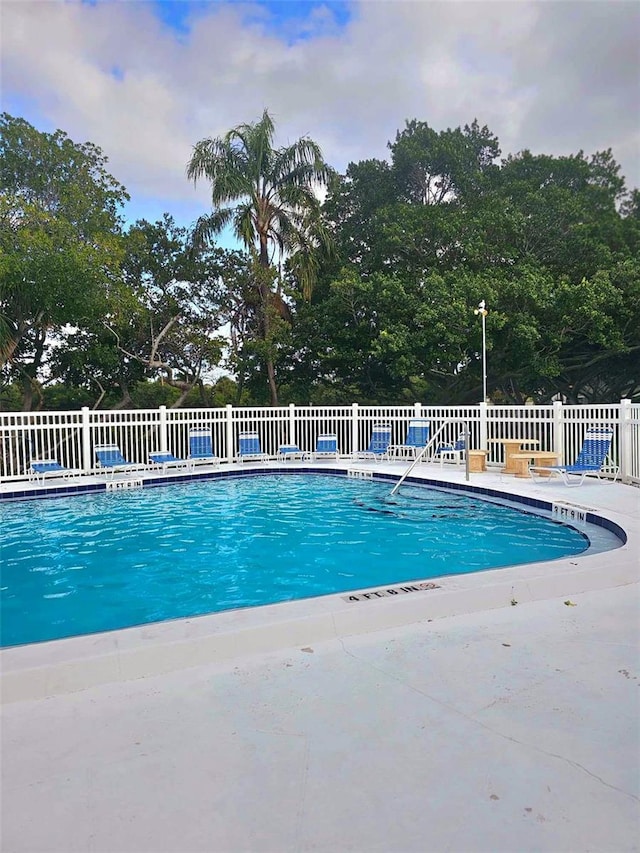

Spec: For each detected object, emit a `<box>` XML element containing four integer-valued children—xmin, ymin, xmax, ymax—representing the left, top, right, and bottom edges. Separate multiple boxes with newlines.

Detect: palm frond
<box><xmin>277</xmin><ymin>182</ymin><xmax>321</xmax><ymax>215</ymax></box>
<box><xmin>273</xmin><ymin>140</ymin><xmax>330</xmax><ymax>186</ymax></box>
<box><xmin>234</xmin><ymin>203</ymin><xmax>258</xmax><ymax>251</ymax></box>
<box><xmin>288</xmin><ymin>241</ymin><xmax>321</xmax><ymax>301</ymax></box>
<box><xmin>190</xmin><ymin>209</ymin><xmax>234</xmax><ymax>249</ymax></box>
<box><xmin>186</xmin><ymin>138</ymin><xmax>227</xmax><ymax>182</ymax></box>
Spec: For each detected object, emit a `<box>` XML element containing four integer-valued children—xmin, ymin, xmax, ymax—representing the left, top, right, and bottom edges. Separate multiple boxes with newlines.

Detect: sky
<box><xmin>2</xmin><ymin>0</ymin><xmax>639</xmax><ymax>240</ymax></box>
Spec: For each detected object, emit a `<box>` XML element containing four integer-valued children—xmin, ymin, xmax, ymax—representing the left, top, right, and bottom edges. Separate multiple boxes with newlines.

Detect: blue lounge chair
<box><xmin>238</xmin><ymin>431</ymin><xmax>270</xmax><ymax>463</ymax></box>
<box><xmin>277</xmin><ymin>444</ymin><xmax>306</xmax><ymax>462</ymax></box>
<box><xmin>353</xmin><ymin>424</ymin><xmax>392</xmax><ymax>461</ymax></box>
<box><xmin>530</xmin><ymin>426</ymin><xmax>619</xmax><ymax>486</ymax></box>
<box><xmin>434</xmin><ymin>433</ymin><xmax>466</xmax><ymax>467</ymax></box>
<box><xmin>388</xmin><ymin>419</ymin><xmax>431</xmax><ymax>459</ymax></box>
<box><xmin>313</xmin><ymin>433</ymin><xmax>339</xmax><ymax>461</ymax></box>
<box><xmin>149</xmin><ymin>451</ymin><xmax>189</xmax><ymax>474</ymax></box>
<box><xmin>94</xmin><ymin>444</ymin><xmax>140</xmax><ymax>478</ymax></box>
<box><xmin>29</xmin><ymin>459</ymin><xmax>76</xmax><ymax>484</ymax></box>
<box><xmin>188</xmin><ymin>428</ymin><xmax>219</xmax><ymax>469</ymax></box>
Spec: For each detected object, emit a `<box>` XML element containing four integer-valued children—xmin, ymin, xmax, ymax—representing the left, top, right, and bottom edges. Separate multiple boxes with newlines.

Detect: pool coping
<box><xmin>1</xmin><ymin>462</ymin><xmax>638</xmax><ymax>703</ymax></box>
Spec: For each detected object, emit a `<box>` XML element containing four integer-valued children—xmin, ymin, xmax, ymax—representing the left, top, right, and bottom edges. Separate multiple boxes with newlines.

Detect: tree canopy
<box><xmin>297</xmin><ymin>122</ymin><xmax>639</xmax><ymax>404</ymax></box>
<box><xmin>1</xmin><ymin>111</ymin><xmax>638</xmax><ymax>411</ymax></box>
<box><xmin>0</xmin><ymin>113</ymin><xmax>128</xmax><ymax>409</ymax></box>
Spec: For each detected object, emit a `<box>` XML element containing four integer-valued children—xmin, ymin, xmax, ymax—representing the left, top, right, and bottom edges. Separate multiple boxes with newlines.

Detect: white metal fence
<box><xmin>1</xmin><ymin>400</ymin><xmax>638</xmax><ymax>485</ymax></box>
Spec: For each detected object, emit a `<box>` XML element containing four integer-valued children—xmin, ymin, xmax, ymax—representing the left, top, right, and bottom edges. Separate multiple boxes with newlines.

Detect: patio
<box><xmin>1</xmin><ymin>575</ymin><xmax>638</xmax><ymax>852</ymax></box>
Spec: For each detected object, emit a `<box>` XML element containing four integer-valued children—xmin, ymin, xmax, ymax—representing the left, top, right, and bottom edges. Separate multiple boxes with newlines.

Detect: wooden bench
<box><xmin>509</xmin><ymin>451</ymin><xmax>558</xmax><ymax>478</ymax></box>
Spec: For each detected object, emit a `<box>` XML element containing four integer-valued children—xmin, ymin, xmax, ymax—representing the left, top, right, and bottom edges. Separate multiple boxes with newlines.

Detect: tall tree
<box><xmin>186</xmin><ymin>109</ymin><xmax>332</xmax><ymax>404</ymax></box>
<box><xmin>0</xmin><ymin>113</ymin><xmax>128</xmax><ymax>409</ymax></box>
<box><xmin>114</xmin><ymin>216</ymin><xmax>228</xmax><ymax>406</ymax></box>
<box><xmin>54</xmin><ymin>216</ymin><xmax>230</xmax><ymax>408</ymax></box>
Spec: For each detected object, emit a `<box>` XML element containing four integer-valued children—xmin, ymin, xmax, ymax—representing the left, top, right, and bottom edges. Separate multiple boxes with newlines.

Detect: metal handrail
<box><xmin>389</xmin><ymin>419</ymin><xmax>471</xmax><ymax>496</ymax></box>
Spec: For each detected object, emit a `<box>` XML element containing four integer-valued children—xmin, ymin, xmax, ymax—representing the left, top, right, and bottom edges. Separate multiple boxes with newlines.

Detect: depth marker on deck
<box><xmin>342</xmin><ymin>581</ymin><xmax>441</xmax><ymax>603</ymax></box>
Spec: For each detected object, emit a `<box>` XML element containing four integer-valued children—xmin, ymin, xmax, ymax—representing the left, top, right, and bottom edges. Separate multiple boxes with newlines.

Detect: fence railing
<box><xmin>1</xmin><ymin>400</ymin><xmax>638</xmax><ymax>485</ymax></box>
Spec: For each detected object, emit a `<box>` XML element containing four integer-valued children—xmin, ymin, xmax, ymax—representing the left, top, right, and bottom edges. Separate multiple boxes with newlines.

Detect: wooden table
<box><xmin>510</xmin><ymin>451</ymin><xmax>558</xmax><ymax>478</ymax></box>
<box><xmin>491</xmin><ymin>438</ymin><xmax>540</xmax><ymax>474</ymax></box>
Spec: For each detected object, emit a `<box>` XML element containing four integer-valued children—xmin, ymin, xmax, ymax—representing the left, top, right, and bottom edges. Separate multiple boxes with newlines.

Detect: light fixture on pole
<box><xmin>474</xmin><ymin>299</ymin><xmax>488</xmax><ymax>403</ymax></box>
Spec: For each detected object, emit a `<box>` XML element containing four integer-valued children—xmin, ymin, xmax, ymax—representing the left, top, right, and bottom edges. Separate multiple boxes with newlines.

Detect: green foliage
<box><xmin>187</xmin><ymin>109</ymin><xmax>332</xmax><ymax>266</ymax></box>
<box><xmin>390</xmin><ymin>118</ymin><xmax>501</xmax><ymax>205</ymax></box>
<box><xmin>185</xmin><ymin>376</ymin><xmax>244</xmax><ymax>407</ymax></box>
<box><xmin>46</xmin><ymin>214</ymin><xmax>231</xmax><ymax>408</ymax></box>
<box><xmin>42</xmin><ymin>384</ymin><xmax>96</xmax><ymax>411</ymax></box>
<box><xmin>304</xmin><ymin>119</ymin><xmax>639</xmax><ymax>403</ymax></box>
<box><xmin>0</xmin><ymin>380</ymin><xmax>22</xmax><ymax>411</ymax></box>
<box><xmin>287</xmin><ymin>265</ymin><xmax>478</xmax><ymax>403</ymax></box>
<box><xmin>495</xmin><ymin>150</ymin><xmax>624</xmax><ymax>281</ymax></box>
<box><xmin>0</xmin><ymin>113</ymin><xmax>128</xmax><ymax>236</ymax></box>
<box><xmin>0</xmin><ymin>113</ymin><xmax>128</xmax><ymax>409</ymax></box>
<box><xmin>2</xmin><ymin>109</ymin><xmax>638</xmax><ymax>409</ymax></box>
<box><xmin>129</xmin><ymin>381</ymin><xmax>182</xmax><ymax>409</ymax></box>
<box><xmin>187</xmin><ymin>110</ymin><xmax>333</xmax><ymax>404</ymax></box>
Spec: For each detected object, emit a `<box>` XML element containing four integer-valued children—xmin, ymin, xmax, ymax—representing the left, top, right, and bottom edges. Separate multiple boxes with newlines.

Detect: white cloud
<box><xmin>2</xmin><ymin>0</ymin><xmax>638</xmax><ymax>227</ymax></box>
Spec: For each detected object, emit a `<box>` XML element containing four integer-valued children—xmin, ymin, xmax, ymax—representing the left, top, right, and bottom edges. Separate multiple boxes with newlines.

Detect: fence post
<box><xmin>414</xmin><ymin>402</ymin><xmax>422</xmax><ymax>418</ymax></box>
<box><xmin>479</xmin><ymin>401</ymin><xmax>488</xmax><ymax>451</ymax></box>
<box><xmin>81</xmin><ymin>407</ymin><xmax>91</xmax><ymax>472</ymax></box>
<box><xmin>159</xmin><ymin>405</ymin><xmax>168</xmax><ymax>453</ymax></box>
<box><xmin>226</xmin><ymin>404</ymin><xmax>234</xmax><ymax>464</ymax></box>
<box><xmin>620</xmin><ymin>398</ymin><xmax>631</xmax><ymax>484</ymax></box>
<box><xmin>553</xmin><ymin>400</ymin><xmax>564</xmax><ymax>463</ymax></box>
<box><xmin>351</xmin><ymin>403</ymin><xmax>359</xmax><ymax>455</ymax></box>
<box><xmin>289</xmin><ymin>403</ymin><xmax>296</xmax><ymax>446</ymax></box>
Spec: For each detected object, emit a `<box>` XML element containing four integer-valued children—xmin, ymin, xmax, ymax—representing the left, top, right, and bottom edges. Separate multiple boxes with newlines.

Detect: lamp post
<box><xmin>474</xmin><ymin>299</ymin><xmax>488</xmax><ymax>403</ymax></box>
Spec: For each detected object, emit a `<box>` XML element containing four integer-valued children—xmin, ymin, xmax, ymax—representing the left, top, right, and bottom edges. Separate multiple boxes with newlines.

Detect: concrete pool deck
<box><xmin>1</xmin><ymin>463</ymin><xmax>639</xmax><ymax>851</ymax></box>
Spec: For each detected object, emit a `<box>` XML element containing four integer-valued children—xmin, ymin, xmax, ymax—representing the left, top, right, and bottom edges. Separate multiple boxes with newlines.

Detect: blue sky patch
<box><xmin>1</xmin><ymin>96</ymin><xmax>56</xmax><ymax>134</ymax></box>
<box><xmin>151</xmin><ymin>0</ymin><xmax>211</xmax><ymax>34</ymax></box>
<box><xmin>149</xmin><ymin>0</ymin><xmax>352</xmax><ymax>40</ymax></box>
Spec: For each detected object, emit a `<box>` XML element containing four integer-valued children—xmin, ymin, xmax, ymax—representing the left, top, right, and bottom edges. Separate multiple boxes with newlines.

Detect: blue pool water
<box><xmin>1</xmin><ymin>474</ymin><xmax>594</xmax><ymax>647</ymax></box>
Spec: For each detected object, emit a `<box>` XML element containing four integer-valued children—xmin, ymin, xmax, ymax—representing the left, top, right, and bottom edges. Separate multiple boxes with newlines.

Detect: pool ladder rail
<box><xmin>390</xmin><ymin>420</ymin><xmax>472</xmax><ymax>496</ymax></box>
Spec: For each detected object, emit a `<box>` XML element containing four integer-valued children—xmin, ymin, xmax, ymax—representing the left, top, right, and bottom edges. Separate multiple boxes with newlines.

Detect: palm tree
<box><xmin>187</xmin><ymin>109</ymin><xmax>332</xmax><ymax>405</ymax></box>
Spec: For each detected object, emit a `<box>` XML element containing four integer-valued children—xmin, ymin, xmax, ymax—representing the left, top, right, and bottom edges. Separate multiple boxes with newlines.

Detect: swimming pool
<box><xmin>0</xmin><ymin>473</ymin><xmax>616</xmax><ymax>647</ymax></box>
